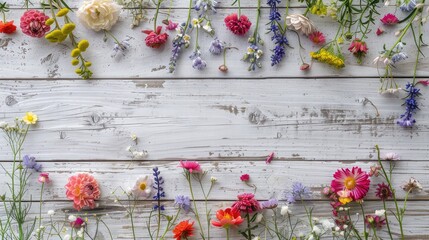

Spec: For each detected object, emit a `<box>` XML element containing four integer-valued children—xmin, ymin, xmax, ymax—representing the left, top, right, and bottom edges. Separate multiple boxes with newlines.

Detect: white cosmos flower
<box><xmin>132</xmin><ymin>175</ymin><xmax>154</xmax><ymax>199</ymax></box>
<box><xmin>77</xmin><ymin>0</ymin><xmax>122</xmax><ymax>31</ymax></box>
<box><xmin>286</xmin><ymin>14</ymin><xmax>316</xmax><ymax>36</ymax></box>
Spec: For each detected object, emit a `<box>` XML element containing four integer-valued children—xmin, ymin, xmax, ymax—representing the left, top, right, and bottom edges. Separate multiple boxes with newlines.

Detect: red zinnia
<box><xmin>173</xmin><ymin>220</ymin><xmax>194</xmax><ymax>240</ymax></box>
<box><xmin>0</xmin><ymin>21</ymin><xmax>17</xmax><ymax>34</ymax></box>
<box><xmin>143</xmin><ymin>26</ymin><xmax>169</xmax><ymax>48</ymax></box>
<box><xmin>380</xmin><ymin>13</ymin><xmax>399</xmax><ymax>25</ymax></box>
<box><xmin>224</xmin><ymin>13</ymin><xmax>252</xmax><ymax>35</ymax></box>
<box><xmin>212</xmin><ymin>208</ymin><xmax>244</xmax><ymax>228</ymax></box>
<box><xmin>231</xmin><ymin>193</ymin><xmax>260</xmax><ymax>213</ymax></box>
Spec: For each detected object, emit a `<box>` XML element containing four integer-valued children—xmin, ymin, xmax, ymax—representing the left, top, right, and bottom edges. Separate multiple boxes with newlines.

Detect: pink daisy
<box><xmin>330</xmin><ymin>167</ymin><xmax>370</xmax><ymax>202</ymax></box>
<box><xmin>308</xmin><ymin>31</ymin><xmax>326</xmax><ymax>45</ymax></box>
<box><xmin>179</xmin><ymin>160</ymin><xmax>202</xmax><ymax>173</ymax></box>
<box><xmin>380</xmin><ymin>13</ymin><xmax>399</xmax><ymax>25</ymax></box>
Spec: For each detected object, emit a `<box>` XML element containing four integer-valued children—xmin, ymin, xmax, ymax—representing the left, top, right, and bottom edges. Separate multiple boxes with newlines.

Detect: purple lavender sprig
<box><xmin>169</xmin><ymin>23</ymin><xmax>192</xmax><ymax>73</ymax></box>
<box><xmin>267</xmin><ymin>0</ymin><xmax>289</xmax><ymax>66</ymax></box>
<box><xmin>153</xmin><ymin>167</ymin><xmax>165</xmax><ymax>210</ymax></box>
<box><xmin>397</xmin><ymin>82</ymin><xmax>421</xmax><ymax>127</ymax></box>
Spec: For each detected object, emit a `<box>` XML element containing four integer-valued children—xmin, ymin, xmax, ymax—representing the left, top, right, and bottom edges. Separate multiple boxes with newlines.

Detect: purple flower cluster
<box><xmin>267</xmin><ymin>0</ymin><xmax>288</xmax><ymax>66</ymax></box>
<box><xmin>169</xmin><ymin>23</ymin><xmax>191</xmax><ymax>73</ymax></box>
<box><xmin>260</xmin><ymin>198</ymin><xmax>278</xmax><ymax>209</ymax></box>
<box><xmin>397</xmin><ymin>82</ymin><xmax>420</xmax><ymax>127</ymax></box>
<box><xmin>153</xmin><ymin>167</ymin><xmax>165</xmax><ymax>210</ymax></box>
<box><xmin>174</xmin><ymin>195</ymin><xmax>191</xmax><ymax>212</ymax></box>
<box><xmin>22</xmin><ymin>155</ymin><xmax>42</xmax><ymax>171</ymax></box>
<box><xmin>285</xmin><ymin>182</ymin><xmax>312</xmax><ymax>203</ymax></box>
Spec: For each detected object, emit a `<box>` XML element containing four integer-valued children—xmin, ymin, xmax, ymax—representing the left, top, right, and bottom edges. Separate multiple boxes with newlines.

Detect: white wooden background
<box><xmin>1</xmin><ymin>0</ymin><xmax>429</xmax><ymax>239</ymax></box>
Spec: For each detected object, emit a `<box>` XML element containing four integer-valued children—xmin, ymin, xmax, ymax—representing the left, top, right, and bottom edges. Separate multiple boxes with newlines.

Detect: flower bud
<box><xmin>56</xmin><ymin>8</ymin><xmax>69</xmax><ymax>17</ymax></box>
<box><xmin>219</xmin><ymin>65</ymin><xmax>228</xmax><ymax>72</ymax></box>
<box><xmin>45</xmin><ymin>18</ymin><xmax>55</xmax><ymax>26</ymax></box>
<box><xmin>61</xmin><ymin>23</ymin><xmax>76</xmax><ymax>35</ymax></box>
<box><xmin>71</xmin><ymin>58</ymin><xmax>79</xmax><ymax>66</ymax></box>
<box><xmin>300</xmin><ymin>63</ymin><xmax>310</xmax><ymax>71</ymax></box>
<box><xmin>77</xmin><ymin>40</ymin><xmax>90</xmax><ymax>52</ymax></box>
<box><xmin>71</xmin><ymin>48</ymin><xmax>81</xmax><ymax>58</ymax></box>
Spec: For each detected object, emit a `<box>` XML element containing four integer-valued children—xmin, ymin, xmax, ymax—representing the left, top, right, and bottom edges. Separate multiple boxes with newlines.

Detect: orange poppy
<box><xmin>173</xmin><ymin>220</ymin><xmax>194</xmax><ymax>240</ymax></box>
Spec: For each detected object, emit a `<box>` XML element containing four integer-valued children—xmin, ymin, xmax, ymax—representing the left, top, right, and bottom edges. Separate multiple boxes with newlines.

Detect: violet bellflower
<box><xmin>153</xmin><ymin>167</ymin><xmax>165</xmax><ymax>210</ymax></box>
<box><xmin>285</xmin><ymin>182</ymin><xmax>312</xmax><ymax>203</ymax></box>
<box><xmin>22</xmin><ymin>155</ymin><xmax>42</xmax><ymax>171</ymax></box>
<box><xmin>174</xmin><ymin>195</ymin><xmax>191</xmax><ymax>212</ymax></box>
<box><xmin>397</xmin><ymin>82</ymin><xmax>421</xmax><ymax>127</ymax></box>
<box><xmin>400</xmin><ymin>0</ymin><xmax>416</xmax><ymax>12</ymax></box>
<box><xmin>267</xmin><ymin>0</ymin><xmax>289</xmax><ymax>66</ymax></box>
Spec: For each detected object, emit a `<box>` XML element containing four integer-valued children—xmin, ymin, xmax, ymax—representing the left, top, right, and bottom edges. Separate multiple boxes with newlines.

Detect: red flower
<box><xmin>375</xmin><ymin>183</ymin><xmax>392</xmax><ymax>200</ymax></box>
<box><xmin>70</xmin><ymin>217</ymin><xmax>85</xmax><ymax>228</ymax></box>
<box><xmin>365</xmin><ymin>215</ymin><xmax>386</xmax><ymax>229</ymax></box>
<box><xmin>240</xmin><ymin>174</ymin><xmax>250</xmax><ymax>182</ymax></box>
<box><xmin>348</xmin><ymin>39</ymin><xmax>368</xmax><ymax>64</ymax></box>
<box><xmin>380</xmin><ymin>13</ymin><xmax>399</xmax><ymax>25</ymax></box>
<box><xmin>265</xmin><ymin>152</ymin><xmax>275</xmax><ymax>164</ymax></box>
<box><xmin>224</xmin><ymin>13</ymin><xmax>252</xmax><ymax>35</ymax></box>
<box><xmin>179</xmin><ymin>160</ymin><xmax>202</xmax><ymax>173</ymax></box>
<box><xmin>231</xmin><ymin>193</ymin><xmax>260</xmax><ymax>213</ymax></box>
<box><xmin>418</xmin><ymin>80</ymin><xmax>429</xmax><ymax>86</ymax></box>
<box><xmin>173</xmin><ymin>220</ymin><xmax>194</xmax><ymax>240</ymax></box>
<box><xmin>308</xmin><ymin>31</ymin><xmax>325</xmax><ymax>45</ymax></box>
<box><xmin>143</xmin><ymin>26</ymin><xmax>169</xmax><ymax>48</ymax></box>
<box><xmin>212</xmin><ymin>208</ymin><xmax>244</xmax><ymax>228</ymax></box>
<box><xmin>376</xmin><ymin>27</ymin><xmax>384</xmax><ymax>36</ymax></box>
<box><xmin>0</xmin><ymin>21</ymin><xmax>17</xmax><ymax>34</ymax></box>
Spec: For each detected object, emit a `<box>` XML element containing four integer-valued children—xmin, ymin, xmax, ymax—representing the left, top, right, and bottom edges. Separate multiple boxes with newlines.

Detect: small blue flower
<box><xmin>391</xmin><ymin>52</ymin><xmax>408</xmax><ymax>64</ymax></box>
<box><xmin>397</xmin><ymin>83</ymin><xmax>420</xmax><ymax>127</ymax></box>
<box><xmin>267</xmin><ymin>0</ymin><xmax>288</xmax><ymax>66</ymax></box>
<box><xmin>400</xmin><ymin>0</ymin><xmax>416</xmax><ymax>12</ymax></box>
<box><xmin>285</xmin><ymin>182</ymin><xmax>312</xmax><ymax>203</ymax></box>
<box><xmin>174</xmin><ymin>195</ymin><xmax>191</xmax><ymax>212</ymax></box>
<box><xmin>209</xmin><ymin>38</ymin><xmax>224</xmax><ymax>55</ymax></box>
<box><xmin>153</xmin><ymin>167</ymin><xmax>165</xmax><ymax>210</ymax></box>
<box><xmin>192</xmin><ymin>57</ymin><xmax>207</xmax><ymax>70</ymax></box>
<box><xmin>111</xmin><ymin>36</ymin><xmax>131</xmax><ymax>59</ymax></box>
<box><xmin>22</xmin><ymin>155</ymin><xmax>41</xmax><ymax>171</ymax></box>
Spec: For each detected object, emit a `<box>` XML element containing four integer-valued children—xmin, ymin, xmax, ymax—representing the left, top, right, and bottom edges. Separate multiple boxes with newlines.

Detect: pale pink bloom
<box><xmin>179</xmin><ymin>160</ymin><xmax>202</xmax><ymax>173</ymax></box>
<box><xmin>38</xmin><ymin>172</ymin><xmax>50</xmax><ymax>183</ymax></box>
<box><xmin>65</xmin><ymin>173</ymin><xmax>101</xmax><ymax>211</ymax></box>
<box><xmin>383</xmin><ymin>152</ymin><xmax>400</xmax><ymax>161</ymax></box>
<box><xmin>265</xmin><ymin>152</ymin><xmax>275</xmax><ymax>164</ymax></box>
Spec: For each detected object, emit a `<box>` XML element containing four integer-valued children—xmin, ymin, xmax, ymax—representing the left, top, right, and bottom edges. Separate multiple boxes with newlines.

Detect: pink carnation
<box><xmin>20</xmin><ymin>10</ymin><xmax>50</xmax><ymax>38</ymax></box>
<box><xmin>331</xmin><ymin>167</ymin><xmax>370</xmax><ymax>202</ymax></box>
<box><xmin>308</xmin><ymin>31</ymin><xmax>325</xmax><ymax>45</ymax></box>
<box><xmin>231</xmin><ymin>193</ymin><xmax>260</xmax><ymax>213</ymax></box>
<box><xmin>143</xmin><ymin>26</ymin><xmax>169</xmax><ymax>48</ymax></box>
<box><xmin>179</xmin><ymin>160</ymin><xmax>202</xmax><ymax>173</ymax></box>
<box><xmin>380</xmin><ymin>13</ymin><xmax>399</xmax><ymax>25</ymax></box>
<box><xmin>65</xmin><ymin>173</ymin><xmax>101</xmax><ymax>211</ymax></box>
<box><xmin>240</xmin><ymin>174</ymin><xmax>250</xmax><ymax>182</ymax></box>
<box><xmin>224</xmin><ymin>13</ymin><xmax>252</xmax><ymax>35</ymax></box>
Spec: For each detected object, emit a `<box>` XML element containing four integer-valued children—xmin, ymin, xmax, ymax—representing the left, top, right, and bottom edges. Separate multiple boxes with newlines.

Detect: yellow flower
<box><xmin>45</xmin><ymin>18</ymin><xmax>55</xmax><ymax>26</ymax></box>
<box><xmin>310</xmin><ymin>48</ymin><xmax>345</xmax><ymax>68</ymax></box>
<box><xmin>22</xmin><ymin>112</ymin><xmax>38</xmax><ymax>125</ymax></box>
<box><xmin>84</xmin><ymin>61</ymin><xmax>92</xmax><ymax>67</ymax></box>
<box><xmin>56</xmin><ymin>8</ymin><xmax>69</xmax><ymax>17</ymax></box>
<box><xmin>61</xmin><ymin>23</ymin><xmax>76</xmax><ymax>35</ymax></box>
<box><xmin>71</xmin><ymin>48</ymin><xmax>81</xmax><ymax>58</ymax></box>
<box><xmin>71</xmin><ymin>58</ymin><xmax>80</xmax><ymax>66</ymax></box>
<box><xmin>77</xmin><ymin>40</ymin><xmax>90</xmax><ymax>52</ymax></box>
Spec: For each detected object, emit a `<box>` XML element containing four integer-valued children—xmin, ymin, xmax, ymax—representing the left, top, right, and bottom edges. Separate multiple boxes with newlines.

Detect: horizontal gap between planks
<box><xmin>0</xmin><ymin>159</ymin><xmax>424</xmax><ymax>163</ymax></box>
<box><xmin>6</xmin><ymin>6</ymin><xmax>308</xmax><ymax>10</ymax></box>
<box><xmin>0</xmin><ymin>76</ymin><xmax>427</xmax><ymax>81</ymax></box>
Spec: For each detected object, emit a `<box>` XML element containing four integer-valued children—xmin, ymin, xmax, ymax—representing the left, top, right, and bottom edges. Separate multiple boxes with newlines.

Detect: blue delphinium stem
<box><xmin>267</xmin><ymin>0</ymin><xmax>289</xmax><ymax>66</ymax></box>
<box><xmin>397</xmin><ymin>83</ymin><xmax>420</xmax><ymax>127</ymax></box>
<box><xmin>153</xmin><ymin>167</ymin><xmax>165</xmax><ymax>239</ymax></box>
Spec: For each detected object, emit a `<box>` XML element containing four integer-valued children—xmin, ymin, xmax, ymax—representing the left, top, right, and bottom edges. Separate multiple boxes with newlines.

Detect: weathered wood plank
<box><xmin>2</xmin><ymin>200</ymin><xmax>428</xmax><ymax>239</ymax></box>
<box><xmin>1</xmin><ymin>161</ymin><xmax>427</xmax><ymax>201</ymax></box>
<box><xmin>0</xmin><ymin>79</ymin><xmax>428</xmax><ymax>161</ymax></box>
<box><xmin>1</xmin><ymin>8</ymin><xmax>428</xmax><ymax>79</ymax></box>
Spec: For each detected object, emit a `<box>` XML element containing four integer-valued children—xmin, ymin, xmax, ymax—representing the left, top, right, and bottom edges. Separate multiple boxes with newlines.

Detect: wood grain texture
<box><xmin>1</xmin><ymin>161</ymin><xmax>428</xmax><ymax>201</ymax></box>
<box><xmin>2</xmin><ymin>201</ymin><xmax>429</xmax><ymax>239</ymax></box>
<box><xmin>0</xmin><ymin>79</ymin><xmax>428</xmax><ymax>161</ymax></box>
<box><xmin>1</xmin><ymin>8</ymin><xmax>428</xmax><ymax>79</ymax></box>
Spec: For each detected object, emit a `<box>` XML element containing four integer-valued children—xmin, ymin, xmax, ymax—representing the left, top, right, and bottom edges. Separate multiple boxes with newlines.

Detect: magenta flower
<box><xmin>375</xmin><ymin>183</ymin><xmax>392</xmax><ymax>200</ymax></box>
<box><xmin>163</xmin><ymin>20</ymin><xmax>178</xmax><ymax>31</ymax></box>
<box><xmin>380</xmin><ymin>13</ymin><xmax>399</xmax><ymax>25</ymax></box>
<box><xmin>71</xmin><ymin>217</ymin><xmax>85</xmax><ymax>228</ymax></box>
<box><xmin>240</xmin><ymin>174</ymin><xmax>250</xmax><ymax>182</ymax></box>
<box><xmin>331</xmin><ymin>167</ymin><xmax>370</xmax><ymax>202</ymax></box>
<box><xmin>179</xmin><ymin>160</ymin><xmax>202</xmax><ymax>173</ymax></box>
<box><xmin>20</xmin><ymin>10</ymin><xmax>51</xmax><ymax>38</ymax></box>
<box><xmin>265</xmin><ymin>152</ymin><xmax>275</xmax><ymax>164</ymax></box>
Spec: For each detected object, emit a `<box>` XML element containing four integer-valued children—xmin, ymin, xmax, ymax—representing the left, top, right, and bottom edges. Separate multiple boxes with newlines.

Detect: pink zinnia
<box><xmin>380</xmin><ymin>13</ymin><xmax>399</xmax><ymax>25</ymax></box>
<box><xmin>65</xmin><ymin>173</ymin><xmax>101</xmax><ymax>211</ymax></box>
<box><xmin>331</xmin><ymin>167</ymin><xmax>370</xmax><ymax>202</ymax></box>
<box><xmin>231</xmin><ymin>193</ymin><xmax>260</xmax><ymax>213</ymax></box>
<box><xmin>224</xmin><ymin>13</ymin><xmax>252</xmax><ymax>35</ymax></box>
<box><xmin>20</xmin><ymin>10</ymin><xmax>50</xmax><ymax>38</ymax></box>
<box><xmin>38</xmin><ymin>172</ymin><xmax>50</xmax><ymax>183</ymax></box>
<box><xmin>308</xmin><ymin>31</ymin><xmax>325</xmax><ymax>45</ymax></box>
<box><xmin>179</xmin><ymin>160</ymin><xmax>202</xmax><ymax>173</ymax></box>
<box><xmin>143</xmin><ymin>26</ymin><xmax>169</xmax><ymax>48</ymax></box>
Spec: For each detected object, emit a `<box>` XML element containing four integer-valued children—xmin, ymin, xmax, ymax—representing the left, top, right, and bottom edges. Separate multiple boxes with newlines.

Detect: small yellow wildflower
<box><xmin>61</xmin><ymin>23</ymin><xmax>76</xmax><ymax>35</ymax></box>
<box><xmin>22</xmin><ymin>112</ymin><xmax>38</xmax><ymax>125</ymax></box>
<box><xmin>56</xmin><ymin>8</ymin><xmax>69</xmax><ymax>17</ymax></box>
<box><xmin>310</xmin><ymin>0</ymin><xmax>327</xmax><ymax>16</ymax></box>
<box><xmin>310</xmin><ymin>48</ymin><xmax>345</xmax><ymax>68</ymax></box>
<box><xmin>337</xmin><ymin>37</ymin><xmax>344</xmax><ymax>44</ymax></box>
<box><xmin>45</xmin><ymin>18</ymin><xmax>55</xmax><ymax>26</ymax></box>
<box><xmin>77</xmin><ymin>40</ymin><xmax>90</xmax><ymax>52</ymax></box>
<box><xmin>84</xmin><ymin>61</ymin><xmax>92</xmax><ymax>67</ymax></box>
<box><xmin>71</xmin><ymin>58</ymin><xmax>80</xmax><ymax>66</ymax></box>
<box><xmin>71</xmin><ymin>48</ymin><xmax>81</xmax><ymax>58</ymax></box>
<box><xmin>75</xmin><ymin>68</ymin><xmax>83</xmax><ymax>74</ymax></box>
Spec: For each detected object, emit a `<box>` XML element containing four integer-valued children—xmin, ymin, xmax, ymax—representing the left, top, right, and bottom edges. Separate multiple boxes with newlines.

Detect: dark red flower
<box><xmin>143</xmin><ymin>26</ymin><xmax>169</xmax><ymax>48</ymax></box>
<box><xmin>224</xmin><ymin>13</ymin><xmax>252</xmax><ymax>35</ymax></box>
<box><xmin>70</xmin><ymin>217</ymin><xmax>85</xmax><ymax>228</ymax></box>
<box><xmin>375</xmin><ymin>183</ymin><xmax>392</xmax><ymax>200</ymax></box>
<box><xmin>0</xmin><ymin>20</ymin><xmax>17</xmax><ymax>34</ymax></box>
<box><xmin>231</xmin><ymin>193</ymin><xmax>260</xmax><ymax>213</ymax></box>
<box><xmin>365</xmin><ymin>215</ymin><xmax>386</xmax><ymax>229</ymax></box>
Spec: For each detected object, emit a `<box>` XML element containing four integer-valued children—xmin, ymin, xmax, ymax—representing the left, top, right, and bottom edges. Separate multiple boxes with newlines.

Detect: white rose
<box><xmin>77</xmin><ymin>0</ymin><xmax>121</xmax><ymax>31</ymax></box>
<box><xmin>286</xmin><ymin>14</ymin><xmax>315</xmax><ymax>36</ymax></box>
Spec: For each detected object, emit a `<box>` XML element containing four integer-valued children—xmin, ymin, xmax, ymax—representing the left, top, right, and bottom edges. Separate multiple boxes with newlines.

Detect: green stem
<box><xmin>252</xmin><ymin>0</ymin><xmax>261</xmax><ymax>41</ymax></box>
<box><xmin>153</xmin><ymin>0</ymin><xmax>162</xmax><ymax>31</ymax></box>
<box><xmin>383</xmin><ymin>200</ymin><xmax>394</xmax><ymax>240</ymax></box>
<box><xmin>360</xmin><ymin>203</ymin><xmax>368</xmax><ymax>240</ymax></box>
<box><xmin>37</xmin><ymin>183</ymin><xmax>45</xmax><ymax>238</ymax></box>
<box><xmin>226</xmin><ymin>227</ymin><xmax>230</xmax><ymax>240</ymax></box>
<box><xmin>104</xmin><ymin>30</ymin><xmax>121</xmax><ymax>45</ymax></box>
<box><xmin>246</xmin><ymin>213</ymin><xmax>252</xmax><ymax>240</ymax></box>
<box><xmin>237</xmin><ymin>0</ymin><xmax>241</xmax><ymax>18</ymax></box>
<box><xmin>128</xmin><ymin>196</ymin><xmax>136</xmax><ymax>240</ymax></box>
<box><xmin>187</xmin><ymin>173</ymin><xmax>205</xmax><ymax>240</ymax></box>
